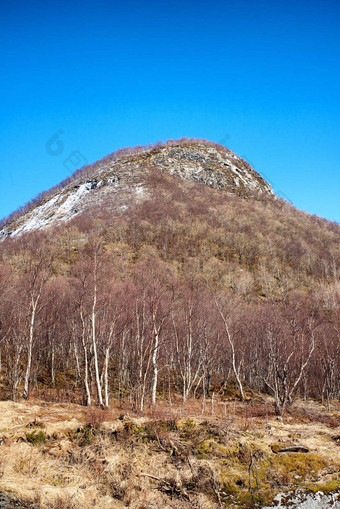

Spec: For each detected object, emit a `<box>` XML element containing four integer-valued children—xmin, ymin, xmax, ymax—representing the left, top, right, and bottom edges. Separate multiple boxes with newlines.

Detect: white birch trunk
<box><xmin>23</xmin><ymin>299</ymin><xmax>37</xmax><ymax>399</ymax></box>
<box><xmin>80</xmin><ymin>313</ymin><xmax>91</xmax><ymax>406</ymax></box>
<box><xmin>103</xmin><ymin>345</ymin><xmax>110</xmax><ymax>407</ymax></box>
<box><xmin>151</xmin><ymin>326</ymin><xmax>159</xmax><ymax>407</ymax></box>
<box><xmin>91</xmin><ymin>283</ymin><xmax>103</xmax><ymax>407</ymax></box>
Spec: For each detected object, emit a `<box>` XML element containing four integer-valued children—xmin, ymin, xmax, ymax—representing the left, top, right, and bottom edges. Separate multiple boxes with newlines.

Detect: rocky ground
<box><xmin>263</xmin><ymin>490</ymin><xmax>339</xmax><ymax>508</ymax></box>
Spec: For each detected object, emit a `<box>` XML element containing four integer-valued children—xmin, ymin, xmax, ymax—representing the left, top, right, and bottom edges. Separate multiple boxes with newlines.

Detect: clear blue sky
<box><xmin>1</xmin><ymin>0</ymin><xmax>339</xmax><ymax>222</ymax></box>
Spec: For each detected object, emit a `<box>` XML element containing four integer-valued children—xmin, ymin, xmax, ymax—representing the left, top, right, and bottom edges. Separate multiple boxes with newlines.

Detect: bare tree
<box><xmin>214</xmin><ymin>295</ymin><xmax>245</xmax><ymax>401</ymax></box>
<box><xmin>261</xmin><ymin>302</ymin><xmax>321</xmax><ymax>417</ymax></box>
<box><xmin>14</xmin><ymin>241</ymin><xmax>54</xmax><ymax>399</ymax></box>
<box><xmin>172</xmin><ymin>286</ymin><xmax>204</xmax><ymax>402</ymax></box>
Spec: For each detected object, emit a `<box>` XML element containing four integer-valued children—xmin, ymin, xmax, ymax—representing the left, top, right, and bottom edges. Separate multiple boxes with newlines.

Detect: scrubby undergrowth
<box><xmin>0</xmin><ymin>398</ymin><xmax>339</xmax><ymax>508</ymax></box>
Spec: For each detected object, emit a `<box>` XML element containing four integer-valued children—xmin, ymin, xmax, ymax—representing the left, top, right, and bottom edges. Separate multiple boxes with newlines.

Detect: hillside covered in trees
<box><xmin>0</xmin><ymin>140</ymin><xmax>339</xmax><ymax>416</ymax></box>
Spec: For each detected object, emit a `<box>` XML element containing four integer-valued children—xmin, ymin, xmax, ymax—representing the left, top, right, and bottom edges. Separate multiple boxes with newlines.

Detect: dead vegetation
<box><xmin>0</xmin><ymin>398</ymin><xmax>339</xmax><ymax>508</ymax></box>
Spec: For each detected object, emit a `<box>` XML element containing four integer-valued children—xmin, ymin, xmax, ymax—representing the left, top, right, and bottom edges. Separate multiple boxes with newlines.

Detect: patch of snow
<box><xmin>2</xmin><ymin>182</ymin><xmax>94</xmax><ymax>238</ymax></box>
<box><xmin>55</xmin><ymin>183</ymin><xmax>91</xmax><ymax>218</ymax></box>
<box><xmin>9</xmin><ymin>194</ymin><xmax>61</xmax><ymax>236</ymax></box>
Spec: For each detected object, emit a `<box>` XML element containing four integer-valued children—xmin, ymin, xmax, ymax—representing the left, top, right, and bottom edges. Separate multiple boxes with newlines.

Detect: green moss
<box><xmin>219</xmin><ymin>448</ymin><xmax>330</xmax><ymax>507</ymax></box>
<box><xmin>69</xmin><ymin>423</ymin><xmax>100</xmax><ymax>446</ymax></box>
<box><xmin>273</xmin><ymin>452</ymin><xmax>327</xmax><ymax>478</ymax></box>
<box><xmin>176</xmin><ymin>417</ymin><xmax>198</xmax><ymax>430</ymax></box>
<box><xmin>307</xmin><ymin>479</ymin><xmax>340</xmax><ymax>494</ymax></box>
<box><xmin>195</xmin><ymin>439</ymin><xmax>235</xmax><ymax>459</ymax></box>
<box><xmin>25</xmin><ymin>430</ymin><xmax>46</xmax><ymax>445</ymax></box>
<box><xmin>196</xmin><ymin>439</ymin><xmax>214</xmax><ymax>458</ymax></box>
<box><xmin>124</xmin><ymin>421</ymin><xmax>158</xmax><ymax>443</ymax></box>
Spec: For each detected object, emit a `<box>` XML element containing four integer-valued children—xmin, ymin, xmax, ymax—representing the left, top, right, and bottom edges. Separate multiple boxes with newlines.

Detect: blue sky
<box><xmin>1</xmin><ymin>0</ymin><xmax>339</xmax><ymax>222</ymax></box>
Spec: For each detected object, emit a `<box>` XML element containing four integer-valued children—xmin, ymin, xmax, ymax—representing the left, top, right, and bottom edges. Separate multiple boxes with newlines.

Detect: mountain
<box><xmin>0</xmin><ymin>137</ymin><xmax>339</xmax><ymax>407</ymax></box>
<box><xmin>0</xmin><ymin>139</ymin><xmax>274</xmax><ymax>238</ymax></box>
<box><xmin>1</xmin><ymin>137</ymin><xmax>339</xmax><ymax>299</ymax></box>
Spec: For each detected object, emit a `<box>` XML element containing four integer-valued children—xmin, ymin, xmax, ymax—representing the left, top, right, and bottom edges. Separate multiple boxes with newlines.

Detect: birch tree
<box><xmin>172</xmin><ymin>287</ymin><xmax>204</xmax><ymax>402</ymax></box>
<box><xmin>134</xmin><ymin>258</ymin><xmax>173</xmax><ymax>408</ymax></box>
<box><xmin>214</xmin><ymin>296</ymin><xmax>245</xmax><ymax>401</ymax></box>
<box><xmin>261</xmin><ymin>302</ymin><xmax>321</xmax><ymax>417</ymax></box>
<box><xmin>15</xmin><ymin>243</ymin><xmax>54</xmax><ymax>399</ymax></box>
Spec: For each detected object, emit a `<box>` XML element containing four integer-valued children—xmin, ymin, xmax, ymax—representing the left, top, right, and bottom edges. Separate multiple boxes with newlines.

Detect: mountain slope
<box><xmin>0</xmin><ymin>139</ymin><xmax>274</xmax><ymax>238</ymax></box>
<box><xmin>0</xmin><ymin>138</ymin><xmax>339</xmax><ymax>299</ymax></box>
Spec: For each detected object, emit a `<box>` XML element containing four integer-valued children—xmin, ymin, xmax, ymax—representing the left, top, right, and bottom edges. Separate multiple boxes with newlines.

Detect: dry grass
<box><xmin>0</xmin><ymin>398</ymin><xmax>339</xmax><ymax>508</ymax></box>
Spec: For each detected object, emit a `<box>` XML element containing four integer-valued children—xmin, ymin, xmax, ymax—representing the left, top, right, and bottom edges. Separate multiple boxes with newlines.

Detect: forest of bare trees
<box><xmin>1</xmin><ymin>152</ymin><xmax>339</xmax><ymax>416</ymax></box>
<box><xmin>0</xmin><ymin>210</ymin><xmax>339</xmax><ymax>416</ymax></box>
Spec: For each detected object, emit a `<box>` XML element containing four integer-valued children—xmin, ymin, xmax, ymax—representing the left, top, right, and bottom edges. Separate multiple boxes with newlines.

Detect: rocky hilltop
<box><xmin>0</xmin><ymin>139</ymin><xmax>274</xmax><ymax>238</ymax></box>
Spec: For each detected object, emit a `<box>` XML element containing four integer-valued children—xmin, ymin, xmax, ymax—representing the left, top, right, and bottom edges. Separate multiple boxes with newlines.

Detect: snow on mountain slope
<box><xmin>0</xmin><ymin>179</ymin><xmax>143</xmax><ymax>238</ymax></box>
<box><xmin>0</xmin><ymin>140</ymin><xmax>275</xmax><ymax>239</ymax></box>
<box><xmin>10</xmin><ymin>183</ymin><xmax>92</xmax><ymax>236</ymax></box>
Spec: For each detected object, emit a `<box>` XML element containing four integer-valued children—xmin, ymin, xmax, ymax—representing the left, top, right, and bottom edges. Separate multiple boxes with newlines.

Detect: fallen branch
<box><xmin>139</xmin><ymin>472</ymin><xmax>169</xmax><ymax>483</ymax></box>
<box><xmin>277</xmin><ymin>446</ymin><xmax>309</xmax><ymax>453</ymax></box>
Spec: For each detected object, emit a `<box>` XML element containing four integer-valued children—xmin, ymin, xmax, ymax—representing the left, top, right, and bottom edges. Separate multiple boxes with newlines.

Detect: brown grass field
<box><xmin>0</xmin><ymin>397</ymin><xmax>339</xmax><ymax>508</ymax></box>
